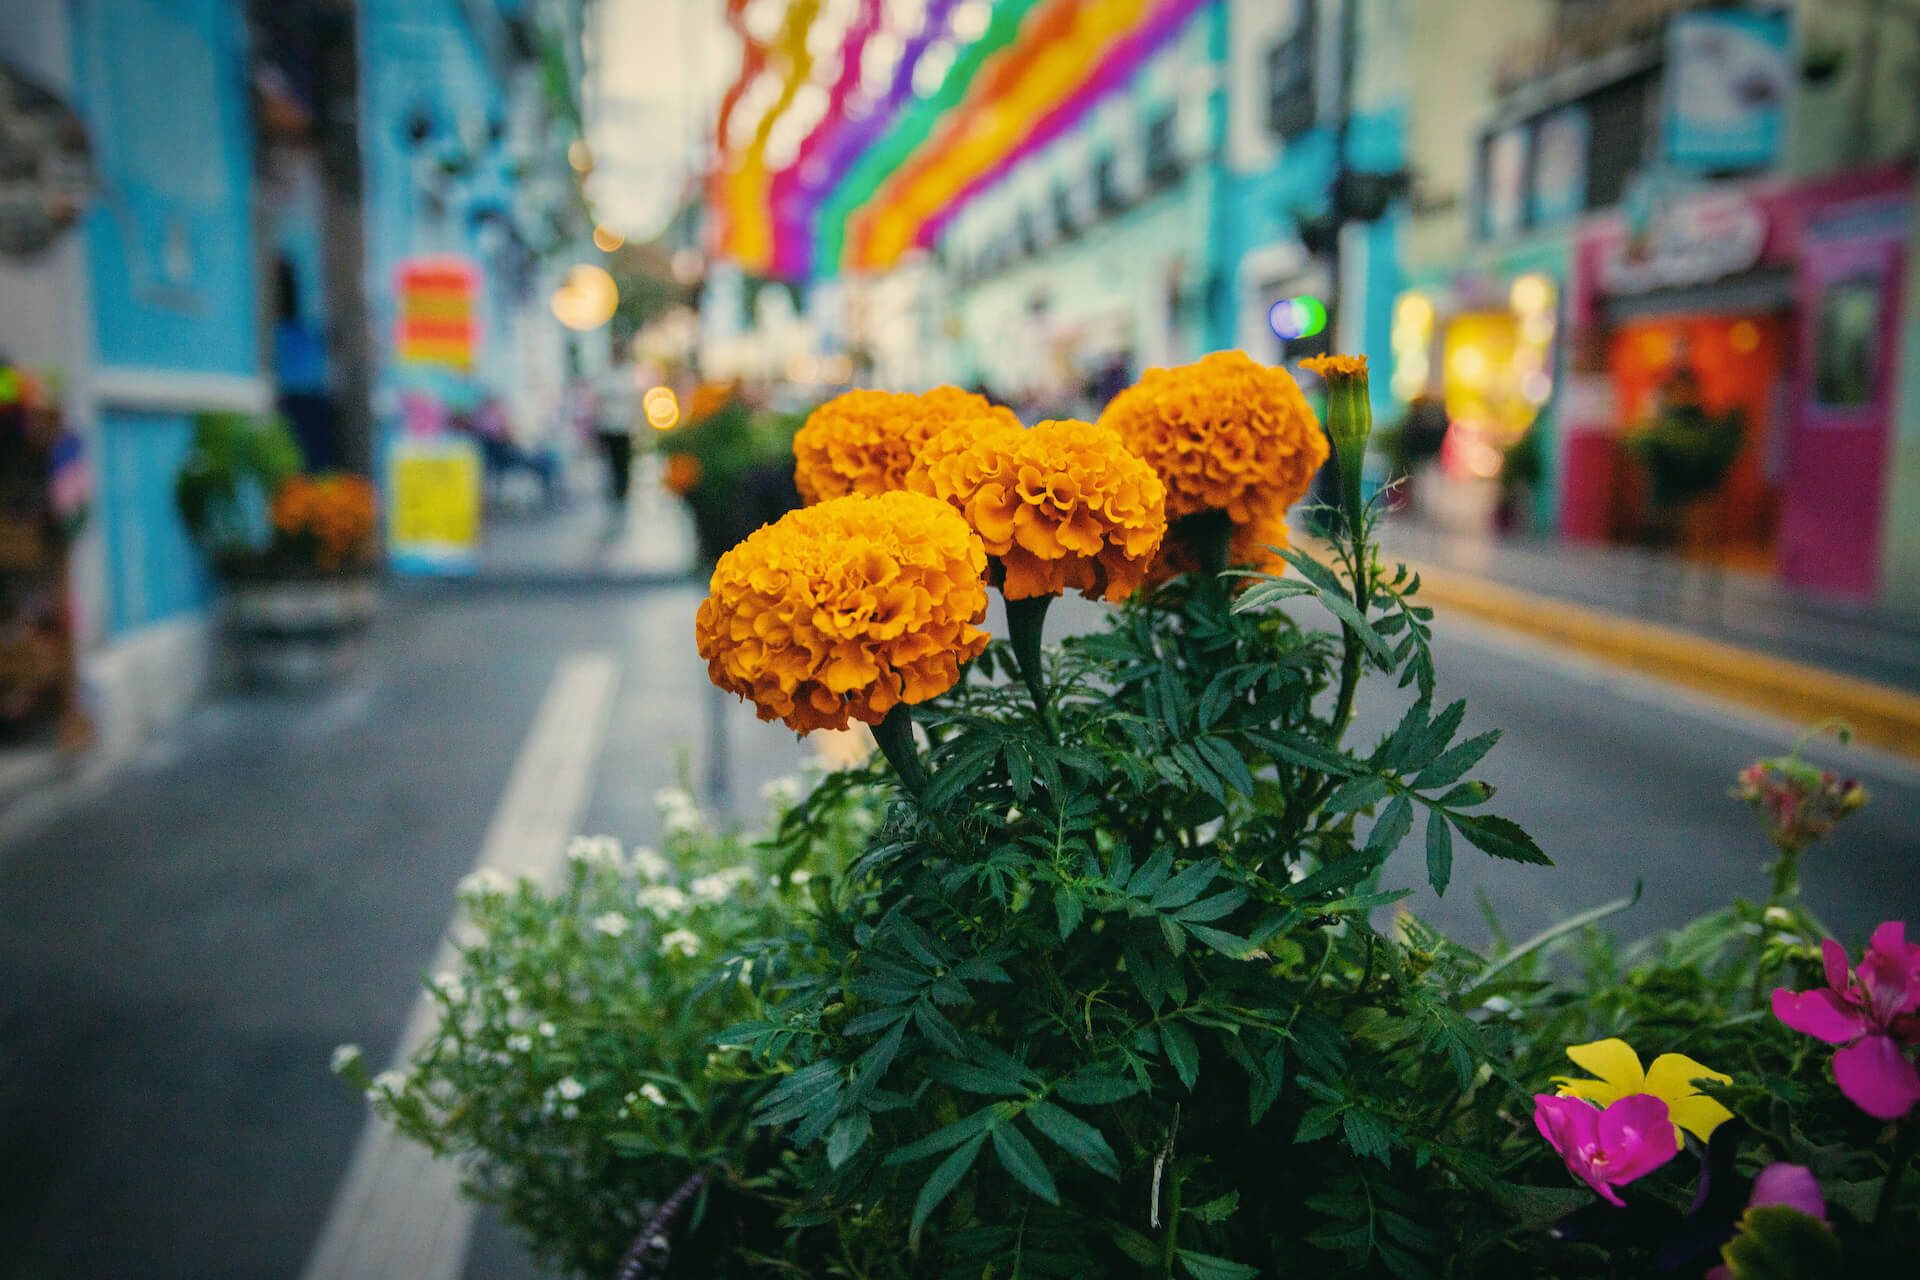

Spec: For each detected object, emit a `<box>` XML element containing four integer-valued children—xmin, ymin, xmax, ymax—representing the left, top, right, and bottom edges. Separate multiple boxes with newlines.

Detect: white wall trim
<box><xmin>91</xmin><ymin>367</ymin><xmax>273</xmax><ymax>415</ymax></box>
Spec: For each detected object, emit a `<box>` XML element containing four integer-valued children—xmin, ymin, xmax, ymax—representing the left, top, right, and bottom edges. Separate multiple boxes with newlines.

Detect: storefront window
<box><xmin>1813</xmin><ymin>276</ymin><xmax>1883</xmax><ymax>409</ymax></box>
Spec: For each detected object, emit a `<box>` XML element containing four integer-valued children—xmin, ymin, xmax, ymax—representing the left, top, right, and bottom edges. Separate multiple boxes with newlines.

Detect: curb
<box><xmin>1406</xmin><ymin>562</ymin><xmax>1920</xmax><ymax>760</ymax></box>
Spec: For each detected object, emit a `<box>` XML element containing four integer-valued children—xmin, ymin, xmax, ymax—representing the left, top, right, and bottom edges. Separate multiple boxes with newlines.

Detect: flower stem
<box><xmin>1876</xmin><ymin>1117</ymin><xmax>1920</xmax><ymax>1233</ymax></box>
<box><xmin>1004</xmin><ymin>592</ymin><xmax>1056</xmax><ymax>739</ymax></box>
<box><xmin>871</xmin><ymin>703</ymin><xmax>928</xmax><ymax>798</ymax></box>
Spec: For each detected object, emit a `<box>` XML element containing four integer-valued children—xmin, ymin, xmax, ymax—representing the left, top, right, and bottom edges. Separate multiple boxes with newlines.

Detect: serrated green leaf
<box><xmin>1174</xmin><ymin>888</ymin><xmax>1248</xmax><ymax>923</ymax></box>
<box><xmin>1025</xmin><ymin>1099</ymin><xmax>1119</xmax><ymax>1179</ymax></box>
<box><xmin>1247</xmin><ymin>729</ymin><xmax>1357</xmax><ymax>776</ymax></box>
<box><xmin>1178</xmin><ymin>1250</ymin><xmax>1260</xmax><ymax>1280</ymax></box>
<box><xmin>1187</xmin><ymin>1189</ymin><xmax>1241</xmax><ymax>1224</ymax></box>
<box><xmin>1055</xmin><ymin>1071</ymin><xmax>1142</xmax><ymax>1105</ymax></box>
<box><xmin>826</xmin><ymin>1111</ymin><xmax>872</xmax><ymax>1169</ymax></box>
<box><xmin>1151</xmin><ymin>858</ymin><xmax>1220</xmax><ymax>910</ymax></box>
<box><xmin>1055</xmin><ymin>887</ymin><xmax>1085</xmax><ymax>940</ymax></box>
<box><xmin>925</xmin><ymin>1057</ymin><xmax>1028</xmax><ymax>1097</ymax></box>
<box><xmin>1366</xmin><ymin>795</ymin><xmax>1413</xmax><ymax>857</ymax></box>
<box><xmin>1425</xmin><ymin>808</ymin><xmax>1454</xmax><ymax>897</ymax></box>
<box><xmin>886</xmin><ymin>1104</ymin><xmax>1003</xmax><ymax>1165</ymax></box>
<box><xmin>910</xmin><ymin>1131</ymin><xmax>987</xmax><ymax>1239</ymax></box>
<box><xmin>1325</xmin><ymin>773</ymin><xmax>1390</xmax><ymax>813</ymax></box>
<box><xmin>1453</xmin><ymin>813</ymin><xmax>1551</xmax><ymax>866</ymax></box>
<box><xmin>1414</xmin><ymin>729</ymin><xmax>1501</xmax><ymax>789</ymax></box>
<box><xmin>990</xmin><ymin>1122</ymin><xmax>1059</xmax><ymax>1204</ymax></box>
<box><xmin>1161</xmin><ymin>1023</ymin><xmax>1199</xmax><ymax>1090</ymax></box>
<box><xmin>1342</xmin><ymin>1107</ymin><xmax>1393</xmax><ymax>1164</ymax></box>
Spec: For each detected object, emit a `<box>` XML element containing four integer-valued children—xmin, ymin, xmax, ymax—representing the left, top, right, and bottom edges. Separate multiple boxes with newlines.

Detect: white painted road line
<box><xmin>302</xmin><ymin>652</ymin><xmax>621</xmax><ymax>1280</ymax></box>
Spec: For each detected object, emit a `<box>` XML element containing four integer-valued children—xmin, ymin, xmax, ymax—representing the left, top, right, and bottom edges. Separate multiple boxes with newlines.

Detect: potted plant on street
<box><xmin>176</xmin><ymin>411</ymin><xmax>380</xmax><ymax>686</ymax></box>
<box><xmin>656</xmin><ymin>382</ymin><xmax>806</xmax><ymax>567</ymax></box>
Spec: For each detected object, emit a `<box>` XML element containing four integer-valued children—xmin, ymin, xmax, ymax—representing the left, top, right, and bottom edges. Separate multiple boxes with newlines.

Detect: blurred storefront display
<box><xmin>1391</xmin><ymin>0</ymin><xmax>1920</xmax><ymax>606</ymax></box>
<box><xmin>1562</xmin><ymin>168</ymin><xmax>1912</xmax><ymax>598</ymax></box>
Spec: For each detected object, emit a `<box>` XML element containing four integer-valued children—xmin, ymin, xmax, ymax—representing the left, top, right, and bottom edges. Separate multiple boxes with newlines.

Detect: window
<box><xmin>1051</xmin><ymin>183</ymin><xmax>1080</xmax><ymax>238</ymax></box>
<box><xmin>1814</xmin><ymin>276</ymin><xmax>1883</xmax><ymax>408</ymax></box>
<box><xmin>1265</xmin><ymin>0</ymin><xmax>1317</xmax><ymax>139</ymax></box>
<box><xmin>1093</xmin><ymin>151</ymin><xmax>1124</xmax><ymax>215</ymax></box>
<box><xmin>1144</xmin><ymin>110</ymin><xmax>1181</xmax><ymax>189</ymax></box>
<box><xmin>1583</xmin><ymin>70</ymin><xmax>1654</xmax><ymax>211</ymax></box>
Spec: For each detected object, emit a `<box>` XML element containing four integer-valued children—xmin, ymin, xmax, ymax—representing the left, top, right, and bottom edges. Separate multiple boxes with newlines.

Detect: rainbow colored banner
<box><xmin>706</xmin><ymin>0</ymin><xmax>1208</xmax><ymax>281</ymax></box>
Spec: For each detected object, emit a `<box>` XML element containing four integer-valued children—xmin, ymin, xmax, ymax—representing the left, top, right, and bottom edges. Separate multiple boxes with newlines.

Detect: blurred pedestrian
<box><xmin>589</xmin><ymin>384</ymin><xmax>635</xmax><ymax>523</ymax></box>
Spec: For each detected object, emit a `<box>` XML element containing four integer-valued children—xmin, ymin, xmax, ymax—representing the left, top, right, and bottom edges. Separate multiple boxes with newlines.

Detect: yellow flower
<box><xmin>909</xmin><ymin>418</ymin><xmax>1167</xmax><ymax>602</ymax></box>
<box><xmin>1553</xmin><ymin>1038</ymin><xmax>1734</xmax><ymax>1149</ymax></box>
<box><xmin>792</xmin><ymin>386</ymin><xmax>1020</xmax><ymax>504</ymax></box>
<box><xmin>1097</xmin><ymin>350</ymin><xmax>1328</xmax><ymax>525</ymax></box>
<box><xmin>694</xmin><ymin>491</ymin><xmax>990</xmax><ymax>734</ymax></box>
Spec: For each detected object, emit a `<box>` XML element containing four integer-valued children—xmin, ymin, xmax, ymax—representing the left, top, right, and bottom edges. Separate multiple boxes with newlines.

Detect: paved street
<box><xmin>1</xmin><ymin>578</ymin><xmax>1916</xmax><ymax>1280</ymax></box>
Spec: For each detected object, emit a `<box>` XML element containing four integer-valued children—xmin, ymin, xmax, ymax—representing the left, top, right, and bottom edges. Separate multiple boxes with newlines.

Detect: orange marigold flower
<box><xmin>271</xmin><ymin>474</ymin><xmax>378</xmax><ymax>569</ymax></box>
<box><xmin>909</xmin><ymin>418</ymin><xmax>1167</xmax><ymax>603</ymax></box>
<box><xmin>1299</xmin><ymin>354</ymin><xmax>1368</xmax><ymax>381</ymax></box>
<box><xmin>792</xmin><ymin>386</ymin><xmax>1020</xmax><ymax>504</ymax></box>
<box><xmin>1143</xmin><ymin>510</ymin><xmax>1293</xmax><ymax>589</ymax></box>
<box><xmin>694</xmin><ymin>491</ymin><xmax>990</xmax><ymax>734</ymax></box>
<box><xmin>1098</xmin><ymin>350</ymin><xmax>1328</xmax><ymax>525</ymax></box>
<box><xmin>663</xmin><ymin>452</ymin><xmax>703</xmax><ymax>496</ymax></box>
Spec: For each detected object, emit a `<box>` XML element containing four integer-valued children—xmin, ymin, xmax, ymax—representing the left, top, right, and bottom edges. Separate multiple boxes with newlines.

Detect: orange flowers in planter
<box><xmin>694</xmin><ymin>491</ymin><xmax>990</xmax><ymax>734</ymax></box>
<box><xmin>909</xmin><ymin>418</ymin><xmax>1167</xmax><ymax>602</ymax></box>
<box><xmin>663</xmin><ymin>453</ymin><xmax>703</xmax><ymax>497</ymax></box>
<box><xmin>792</xmin><ymin>386</ymin><xmax>1019</xmax><ymax>504</ymax></box>
<box><xmin>1098</xmin><ymin>351</ymin><xmax>1327</xmax><ymax>578</ymax></box>
<box><xmin>271</xmin><ymin>474</ymin><xmax>378</xmax><ymax>571</ymax></box>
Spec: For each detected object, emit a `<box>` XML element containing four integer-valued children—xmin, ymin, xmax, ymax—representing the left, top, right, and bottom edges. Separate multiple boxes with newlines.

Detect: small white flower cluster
<box><xmin>688</xmin><ymin>865</ymin><xmax>754</xmax><ymax>905</ymax></box>
<box><xmin>636</xmin><ymin>884</ymin><xmax>689</xmax><ymax>919</ymax></box>
<box><xmin>431</xmin><ymin>971</ymin><xmax>466</xmax><ymax>1004</ymax></box>
<box><xmin>457</xmin><ymin>867</ymin><xmax>513</xmax><ymax>901</ymax></box>
<box><xmin>630</xmin><ymin>845</ymin><xmax>670</xmax><ymax>882</ymax></box>
<box><xmin>543</xmin><ymin>1075</ymin><xmax>586</xmax><ymax>1118</ymax></box>
<box><xmin>592</xmin><ymin>911</ymin><xmax>631</xmax><ymax>938</ymax></box>
<box><xmin>654</xmin><ymin>787</ymin><xmax>706</xmax><ymax>838</ymax></box>
<box><xmin>619</xmin><ymin>1082</ymin><xmax>670</xmax><ymax>1116</ymax></box>
<box><xmin>759</xmin><ymin>774</ymin><xmax>804</xmax><ymax>809</ymax></box>
<box><xmin>659</xmin><ymin>928</ymin><xmax>701</xmax><ymax>958</ymax></box>
<box><xmin>368</xmin><ymin>1068</ymin><xmax>410</xmax><ymax>1102</ymax></box>
<box><xmin>566</xmin><ymin>835</ymin><xmax>624</xmax><ymax>871</ymax></box>
<box><xmin>331</xmin><ymin>1043</ymin><xmax>363</xmax><ymax>1074</ymax></box>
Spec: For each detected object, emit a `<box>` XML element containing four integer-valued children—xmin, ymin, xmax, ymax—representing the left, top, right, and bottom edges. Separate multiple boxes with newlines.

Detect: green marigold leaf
<box><xmin>910</xmin><ymin>1130</ymin><xmax>988</xmax><ymax>1240</ymax></box>
<box><xmin>1161</xmin><ymin>1023</ymin><xmax>1199</xmax><ymax>1090</ymax></box>
<box><xmin>990</xmin><ymin>1122</ymin><xmax>1059</xmax><ymax>1204</ymax></box>
<box><xmin>1452</xmin><ymin>813</ymin><xmax>1551</xmax><ymax>866</ymax></box>
<box><xmin>1178</xmin><ymin>1248</ymin><xmax>1260</xmax><ymax>1280</ymax></box>
<box><xmin>1025</xmin><ymin>1099</ymin><xmax>1119</xmax><ymax>1179</ymax></box>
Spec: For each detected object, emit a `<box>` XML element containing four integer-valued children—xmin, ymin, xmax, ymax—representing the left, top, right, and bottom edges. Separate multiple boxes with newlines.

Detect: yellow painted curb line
<box><xmin>1403</xmin><ymin>561</ymin><xmax>1920</xmax><ymax>759</ymax></box>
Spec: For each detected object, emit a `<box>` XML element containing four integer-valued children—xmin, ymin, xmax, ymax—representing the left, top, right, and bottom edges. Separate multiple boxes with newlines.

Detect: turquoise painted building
<box><xmin>0</xmin><ymin>0</ymin><xmax>266</xmax><ymax>752</ymax></box>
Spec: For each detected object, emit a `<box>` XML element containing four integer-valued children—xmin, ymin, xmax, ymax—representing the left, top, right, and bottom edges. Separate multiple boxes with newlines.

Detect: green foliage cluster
<box><xmin>174</xmin><ymin>411</ymin><xmax>303</xmax><ymax>563</ymax></box>
<box><xmin>357</xmin><ymin>507</ymin><xmax>1917</xmax><ymax>1279</ymax></box>
<box><xmin>658</xmin><ymin>393</ymin><xmax>807</xmax><ymax>562</ymax></box>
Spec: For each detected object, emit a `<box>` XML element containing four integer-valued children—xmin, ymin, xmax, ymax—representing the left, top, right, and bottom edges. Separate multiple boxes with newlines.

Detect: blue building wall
<box><xmin>1208</xmin><ymin>105</ymin><xmax>1406</xmax><ymax>417</ymax></box>
<box><xmin>359</xmin><ymin>0</ymin><xmax>519</xmax><ymax>436</ymax></box>
<box><xmin>70</xmin><ymin>0</ymin><xmax>261</xmax><ymax>636</ymax></box>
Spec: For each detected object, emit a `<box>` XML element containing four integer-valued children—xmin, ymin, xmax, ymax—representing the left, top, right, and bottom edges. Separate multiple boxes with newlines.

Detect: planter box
<box><xmin>223</xmin><ymin>576</ymin><xmax>378</xmax><ymax>687</ymax></box>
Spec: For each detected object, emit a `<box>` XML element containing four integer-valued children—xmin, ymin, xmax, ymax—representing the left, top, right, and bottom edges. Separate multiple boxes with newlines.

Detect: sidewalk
<box><xmin>475</xmin><ymin>455</ymin><xmax>698</xmax><ymax>585</ymax></box>
<box><xmin>1379</xmin><ymin>522</ymin><xmax>1920</xmax><ymax>692</ymax></box>
<box><xmin>1376</xmin><ymin>520</ymin><xmax>1920</xmax><ymax>756</ymax></box>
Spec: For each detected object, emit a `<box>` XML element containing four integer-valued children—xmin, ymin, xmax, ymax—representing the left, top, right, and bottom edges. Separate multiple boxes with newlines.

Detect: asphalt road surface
<box><xmin>0</xmin><ymin>585</ymin><xmax>1914</xmax><ymax>1279</ymax></box>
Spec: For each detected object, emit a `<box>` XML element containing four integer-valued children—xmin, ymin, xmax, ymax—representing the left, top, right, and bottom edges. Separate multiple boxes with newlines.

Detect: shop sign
<box><xmin>1599</xmin><ymin>191</ymin><xmax>1767</xmax><ymax>295</ymax></box>
<box><xmin>395</xmin><ymin>257</ymin><xmax>479</xmax><ymax>371</ymax></box>
<box><xmin>1664</xmin><ymin>10</ymin><xmax>1792</xmax><ymax>172</ymax></box>
<box><xmin>387</xmin><ymin>437</ymin><xmax>481</xmax><ymax>575</ymax></box>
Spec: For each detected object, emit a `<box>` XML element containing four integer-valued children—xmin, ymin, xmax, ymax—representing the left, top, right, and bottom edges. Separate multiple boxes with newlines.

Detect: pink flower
<box><xmin>1704</xmin><ymin>1164</ymin><xmax>1828</xmax><ymax>1280</ymax></box>
<box><xmin>1771</xmin><ymin>921</ymin><xmax>1920</xmax><ymax>1120</ymax></box>
<box><xmin>1533</xmin><ymin>1093</ymin><xmax>1679</xmax><ymax>1206</ymax></box>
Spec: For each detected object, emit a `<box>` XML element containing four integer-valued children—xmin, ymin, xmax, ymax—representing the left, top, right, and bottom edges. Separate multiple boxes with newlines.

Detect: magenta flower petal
<box><xmin>1748</xmin><ymin>1163</ymin><xmax>1826</xmax><ymax>1223</ymax></box>
<box><xmin>1595</xmin><ymin>1093</ymin><xmax>1679</xmax><ymax>1184</ymax></box>
<box><xmin>1832</xmin><ymin>1034</ymin><xmax>1920</xmax><ymax>1120</ymax></box>
<box><xmin>1821</xmin><ymin>937</ymin><xmax>1852</xmax><ymax>995</ymax></box>
<box><xmin>1861</xmin><ymin>922</ymin><xmax>1920</xmax><ymax>1022</ymax></box>
<box><xmin>1772</xmin><ymin>987</ymin><xmax>1870</xmax><ymax>1044</ymax></box>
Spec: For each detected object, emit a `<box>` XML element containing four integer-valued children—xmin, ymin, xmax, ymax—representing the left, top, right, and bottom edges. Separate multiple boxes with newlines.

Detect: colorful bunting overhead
<box><xmin>706</xmin><ymin>0</ymin><xmax>1206</xmax><ymax>281</ymax></box>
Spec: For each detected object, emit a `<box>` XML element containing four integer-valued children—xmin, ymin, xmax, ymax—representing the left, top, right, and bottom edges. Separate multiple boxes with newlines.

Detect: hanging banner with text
<box><xmin>387</xmin><ymin>436</ymin><xmax>481</xmax><ymax>575</ymax></box>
